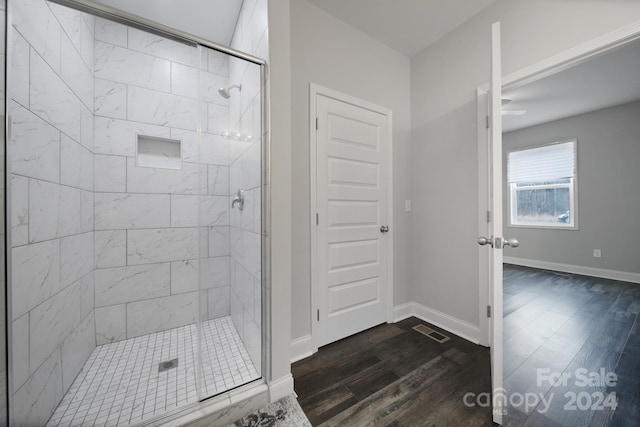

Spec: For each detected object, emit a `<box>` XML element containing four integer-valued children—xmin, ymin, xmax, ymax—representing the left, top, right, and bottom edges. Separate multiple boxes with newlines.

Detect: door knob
<box><xmin>380</xmin><ymin>225</ymin><xmax>389</xmax><ymax>233</ymax></box>
<box><xmin>478</xmin><ymin>236</ymin><xmax>493</xmax><ymax>247</ymax></box>
<box><xmin>504</xmin><ymin>238</ymin><xmax>519</xmax><ymax>248</ymax></box>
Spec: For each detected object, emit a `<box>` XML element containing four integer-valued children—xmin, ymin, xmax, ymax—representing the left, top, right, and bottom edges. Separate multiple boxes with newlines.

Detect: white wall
<box><xmin>503</xmin><ymin>101</ymin><xmax>640</xmax><ymax>275</ymax></box>
<box><xmin>289</xmin><ymin>0</ymin><xmax>412</xmax><ymax>341</ymax></box>
<box><xmin>411</xmin><ymin>0</ymin><xmax>640</xmax><ymax>326</ymax></box>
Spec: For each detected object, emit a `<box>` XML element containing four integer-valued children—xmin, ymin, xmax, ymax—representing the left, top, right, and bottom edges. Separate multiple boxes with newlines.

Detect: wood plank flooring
<box><xmin>292</xmin><ymin>317</ymin><xmax>493</xmax><ymax>426</ymax></box>
<box><xmin>503</xmin><ymin>264</ymin><xmax>640</xmax><ymax>427</ymax></box>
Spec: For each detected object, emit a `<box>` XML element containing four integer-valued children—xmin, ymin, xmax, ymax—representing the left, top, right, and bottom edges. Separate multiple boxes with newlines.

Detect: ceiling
<box><xmin>94</xmin><ymin>0</ymin><xmax>243</xmax><ymax>46</ymax></box>
<box><xmin>502</xmin><ymin>40</ymin><xmax>640</xmax><ymax>133</ymax></box>
<box><xmin>307</xmin><ymin>0</ymin><xmax>498</xmax><ymax>56</ymax></box>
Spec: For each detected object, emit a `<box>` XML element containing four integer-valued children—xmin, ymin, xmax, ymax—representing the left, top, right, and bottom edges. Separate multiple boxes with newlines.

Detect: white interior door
<box><xmin>313</xmin><ymin>90</ymin><xmax>391</xmax><ymax>348</ymax></box>
<box><xmin>477</xmin><ymin>22</ymin><xmax>517</xmax><ymax>425</ymax></box>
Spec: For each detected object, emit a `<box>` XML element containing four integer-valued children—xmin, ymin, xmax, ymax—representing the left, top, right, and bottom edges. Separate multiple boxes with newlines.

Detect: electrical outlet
<box><xmin>593</xmin><ymin>249</ymin><xmax>602</xmax><ymax>258</ymax></box>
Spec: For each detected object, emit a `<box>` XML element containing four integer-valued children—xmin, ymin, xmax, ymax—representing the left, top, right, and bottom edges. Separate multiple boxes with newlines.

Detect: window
<box><xmin>507</xmin><ymin>140</ymin><xmax>577</xmax><ymax>229</ymax></box>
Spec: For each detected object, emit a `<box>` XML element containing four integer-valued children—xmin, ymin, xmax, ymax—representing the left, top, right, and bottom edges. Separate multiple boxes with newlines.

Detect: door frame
<box><xmin>477</xmin><ymin>20</ymin><xmax>640</xmax><ymax>348</ymax></box>
<box><xmin>309</xmin><ymin>83</ymin><xmax>394</xmax><ymax>353</ymax></box>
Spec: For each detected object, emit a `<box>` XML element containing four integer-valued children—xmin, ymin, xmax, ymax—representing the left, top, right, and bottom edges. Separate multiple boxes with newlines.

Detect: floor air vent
<box><xmin>412</xmin><ymin>324</ymin><xmax>450</xmax><ymax>343</ymax></box>
<box><xmin>158</xmin><ymin>358</ymin><xmax>179</xmax><ymax>372</ymax></box>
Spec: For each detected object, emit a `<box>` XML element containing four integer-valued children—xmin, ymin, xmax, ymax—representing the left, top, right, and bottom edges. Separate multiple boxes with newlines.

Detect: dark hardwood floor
<box><xmin>503</xmin><ymin>264</ymin><xmax>640</xmax><ymax>427</ymax></box>
<box><xmin>292</xmin><ymin>317</ymin><xmax>493</xmax><ymax>426</ymax></box>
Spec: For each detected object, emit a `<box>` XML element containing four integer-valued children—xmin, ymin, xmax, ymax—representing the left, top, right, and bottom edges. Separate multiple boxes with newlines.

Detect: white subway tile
<box><xmin>61</xmin><ymin>135</ymin><xmax>93</xmax><ymax>191</ymax></box>
<box><xmin>207</xmin><ymin>103</ymin><xmax>229</xmax><ymax>135</ymax></box>
<box><xmin>206</xmin><ymin>49</ymin><xmax>228</xmax><ymax>76</ymax></box>
<box><xmin>94</xmin><ymin>78</ymin><xmax>127</xmax><ymax>119</ymax></box>
<box><xmin>200</xmin><ymin>69</ymin><xmax>228</xmax><ymax>105</ymax></box>
<box><xmin>12</xmin><ymin>0</ymin><xmax>61</xmax><ymax>74</ymax></box>
<box><xmin>80</xmin><ymin>189</ymin><xmax>93</xmax><ymax>233</ymax></box>
<box><xmin>126</xmin><ymin>292</ymin><xmax>198</xmax><ymax>338</ymax></box>
<box><xmin>95</xmin><ymin>263</ymin><xmax>170</xmax><ymax>307</ymax></box>
<box><xmin>170</xmin><ymin>128</ymin><xmax>198</xmax><ymax>163</ymax></box>
<box><xmin>11</xmin><ymin>175</ymin><xmax>29</xmax><ymax>247</ymax></box>
<box><xmin>171</xmin><ymin>259</ymin><xmax>198</xmax><ymax>295</ymax></box>
<box><xmin>61</xmin><ymin>34</ymin><xmax>93</xmax><ymax>110</ymax></box>
<box><xmin>208</xmin><ymin>286</ymin><xmax>230</xmax><ymax>319</ymax></box>
<box><xmin>60</xmin><ymin>232</ymin><xmax>94</xmax><ymax>289</ymax></box>
<box><xmin>10</xmin><ymin>29</ymin><xmax>29</xmax><ymax>107</ymax></box>
<box><xmin>128</xmin><ymin>86</ymin><xmax>198</xmax><ymax>130</ymax></box>
<box><xmin>252</xmin><ymin>0</ymin><xmax>268</xmax><ymax>54</ymax></box>
<box><xmin>201</xmin><ymin>256</ymin><xmax>230</xmax><ymax>289</ymax></box>
<box><xmin>30</xmin><ymin>49</ymin><xmax>81</xmax><ymax>141</ymax></box>
<box><xmin>201</xmin><ymin>133</ymin><xmax>230</xmax><ymax>166</ymax></box>
<box><xmin>127</xmin><ymin>228</ymin><xmax>199</xmax><ymax>265</ymax></box>
<box><xmin>80</xmin><ymin>104</ymin><xmax>94</xmax><ymax>152</ymax></box>
<box><xmin>13</xmin><ymin>349</ymin><xmax>63</xmax><ymax>427</ymax></box>
<box><xmin>94</xmin><ymin>17</ymin><xmax>127</xmax><ymax>47</ymax></box>
<box><xmin>95</xmin><ymin>41</ymin><xmax>170</xmax><ymax>92</ymax></box>
<box><xmin>80</xmin><ymin>272</ymin><xmax>94</xmax><ymax>319</ymax></box>
<box><xmin>208</xmin><ymin>226</ymin><xmax>229</xmax><ymax>258</ymax></box>
<box><xmin>29</xmin><ymin>179</ymin><xmax>81</xmax><ymax>242</ymax></box>
<box><xmin>95</xmin><ymin>304</ymin><xmax>126</xmax><ymax>344</ymax></box>
<box><xmin>94</xmin><ymin>155</ymin><xmax>126</xmax><ymax>192</ymax></box>
<box><xmin>61</xmin><ymin>313</ymin><xmax>95</xmax><ymax>392</ymax></box>
<box><xmin>49</xmin><ymin>3</ymin><xmax>94</xmax><ymax>69</ymax></box>
<box><xmin>208</xmin><ymin>165</ymin><xmax>229</xmax><ymax>195</ymax></box>
<box><xmin>127</xmin><ymin>27</ymin><xmax>198</xmax><ymax>67</ymax></box>
<box><xmin>95</xmin><ymin>192</ymin><xmax>170</xmax><ymax>230</ymax></box>
<box><xmin>29</xmin><ymin>283</ymin><xmax>82</xmax><ymax>375</ymax></box>
<box><xmin>11</xmin><ymin>239</ymin><xmax>60</xmax><ymax>320</ymax></box>
<box><xmin>171</xmin><ymin>62</ymin><xmax>198</xmax><ymax>99</ymax></box>
<box><xmin>94</xmin><ymin>116</ymin><xmax>170</xmax><ymax>157</ymax></box>
<box><xmin>95</xmin><ymin>230</ymin><xmax>126</xmax><ymax>268</ymax></box>
<box><xmin>12</xmin><ymin>314</ymin><xmax>29</xmax><ymax>390</ymax></box>
<box><xmin>10</xmin><ymin>102</ymin><xmax>60</xmax><ymax>183</ymax></box>
<box><xmin>170</xmin><ymin>195</ymin><xmax>198</xmax><ymax>227</ymax></box>
<box><xmin>126</xmin><ymin>157</ymin><xmax>199</xmax><ymax>195</ymax></box>
<box><xmin>201</xmin><ymin>196</ymin><xmax>229</xmax><ymax>227</ymax></box>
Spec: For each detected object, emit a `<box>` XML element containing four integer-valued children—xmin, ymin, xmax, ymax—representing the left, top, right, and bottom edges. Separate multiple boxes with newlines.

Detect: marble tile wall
<box><xmin>92</xmin><ymin>17</ymin><xmax>233</xmax><ymax>343</ymax></box>
<box><xmin>9</xmin><ymin>1</ymin><xmax>96</xmax><ymax>425</ymax></box>
<box><xmin>227</xmin><ymin>0</ymin><xmax>268</xmax><ymax>375</ymax></box>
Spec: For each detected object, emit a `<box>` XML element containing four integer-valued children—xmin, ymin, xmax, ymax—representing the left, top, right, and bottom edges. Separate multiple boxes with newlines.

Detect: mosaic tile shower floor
<box><xmin>46</xmin><ymin>317</ymin><xmax>260</xmax><ymax>426</ymax></box>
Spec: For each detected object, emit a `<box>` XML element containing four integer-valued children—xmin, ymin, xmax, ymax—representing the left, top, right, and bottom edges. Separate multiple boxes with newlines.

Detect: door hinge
<box><xmin>486</xmin><ymin>210</ymin><xmax>491</xmax><ymax>223</ymax></box>
<box><xmin>487</xmin><ymin>305</ymin><xmax>491</xmax><ymax>318</ymax></box>
<box><xmin>316</xmin><ymin>213</ymin><xmax>319</xmax><ymax>225</ymax></box>
<box><xmin>486</xmin><ymin>115</ymin><xmax>490</xmax><ymax>129</ymax></box>
<box><xmin>316</xmin><ymin>117</ymin><xmax>318</xmax><ymax>130</ymax></box>
<box><xmin>317</xmin><ymin>309</ymin><xmax>320</xmax><ymax>321</ymax></box>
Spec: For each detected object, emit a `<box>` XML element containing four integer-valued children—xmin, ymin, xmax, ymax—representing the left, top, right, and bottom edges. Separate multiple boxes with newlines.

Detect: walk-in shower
<box><xmin>5</xmin><ymin>0</ymin><xmax>268</xmax><ymax>424</ymax></box>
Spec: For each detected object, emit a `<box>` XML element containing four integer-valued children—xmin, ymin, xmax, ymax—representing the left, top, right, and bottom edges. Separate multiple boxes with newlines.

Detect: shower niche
<box><xmin>136</xmin><ymin>135</ymin><xmax>182</xmax><ymax>169</ymax></box>
<box><xmin>7</xmin><ymin>0</ymin><xmax>267</xmax><ymax>425</ymax></box>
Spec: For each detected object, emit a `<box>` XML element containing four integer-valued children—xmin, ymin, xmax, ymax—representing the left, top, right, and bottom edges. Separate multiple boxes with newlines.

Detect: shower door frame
<box><xmin>5</xmin><ymin>0</ymin><xmax>271</xmax><ymax>423</ymax></box>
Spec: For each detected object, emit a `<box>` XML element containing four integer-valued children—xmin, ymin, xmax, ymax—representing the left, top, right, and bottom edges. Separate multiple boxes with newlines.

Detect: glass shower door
<box><xmin>197</xmin><ymin>45</ymin><xmax>262</xmax><ymax>400</ymax></box>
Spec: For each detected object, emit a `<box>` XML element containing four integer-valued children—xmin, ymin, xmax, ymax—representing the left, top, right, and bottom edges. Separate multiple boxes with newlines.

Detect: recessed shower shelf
<box><xmin>136</xmin><ymin>135</ymin><xmax>182</xmax><ymax>170</ymax></box>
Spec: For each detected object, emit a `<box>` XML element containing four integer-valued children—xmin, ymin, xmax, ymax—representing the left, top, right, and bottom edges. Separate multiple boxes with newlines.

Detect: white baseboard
<box><xmin>290</xmin><ymin>335</ymin><xmax>313</xmax><ymax>363</ymax></box>
<box><xmin>504</xmin><ymin>256</ymin><xmax>640</xmax><ymax>284</ymax></box>
<box><xmin>393</xmin><ymin>302</ymin><xmax>481</xmax><ymax>344</ymax></box>
<box><xmin>268</xmin><ymin>374</ymin><xmax>294</xmax><ymax>402</ymax></box>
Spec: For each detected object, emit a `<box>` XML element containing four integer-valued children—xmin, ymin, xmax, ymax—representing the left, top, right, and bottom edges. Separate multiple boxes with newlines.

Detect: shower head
<box><xmin>218</xmin><ymin>84</ymin><xmax>242</xmax><ymax>99</ymax></box>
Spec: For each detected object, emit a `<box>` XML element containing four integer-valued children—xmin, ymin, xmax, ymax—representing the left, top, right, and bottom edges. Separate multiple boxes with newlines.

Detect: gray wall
<box><xmin>290</xmin><ymin>0</ymin><xmax>412</xmax><ymax>341</ymax></box>
<box><xmin>503</xmin><ymin>101</ymin><xmax>640</xmax><ymax>275</ymax></box>
<box><xmin>410</xmin><ymin>0</ymin><xmax>640</xmax><ymax>326</ymax></box>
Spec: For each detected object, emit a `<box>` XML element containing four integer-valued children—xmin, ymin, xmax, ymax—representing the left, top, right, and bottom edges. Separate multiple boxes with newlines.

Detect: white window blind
<box><xmin>507</xmin><ymin>140</ymin><xmax>576</xmax><ymax>183</ymax></box>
